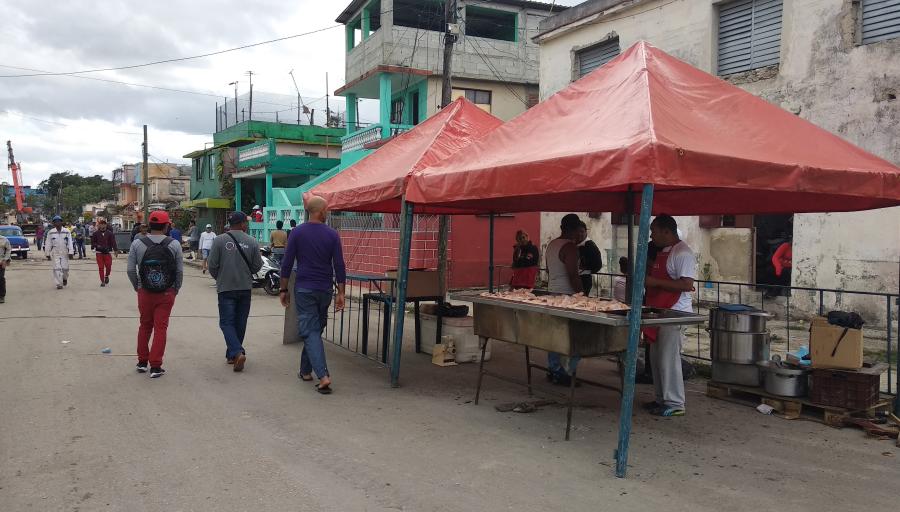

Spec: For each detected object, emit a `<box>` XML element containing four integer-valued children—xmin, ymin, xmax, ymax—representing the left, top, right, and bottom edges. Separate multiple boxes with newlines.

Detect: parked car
<box><xmin>0</xmin><ymin>225</ymin><xmax>30</xmax><ymax>259</ymax></box>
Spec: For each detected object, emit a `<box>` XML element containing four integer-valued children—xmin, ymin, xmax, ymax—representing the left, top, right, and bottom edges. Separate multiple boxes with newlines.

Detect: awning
<box><xmin>405</xmin><ymin>42</ymin><xmax>900</xmax><ymax>215</ymax></box>
<box><xmin>308</xmin><ymin>97</ymin><xmax>503</xmax><ymax>213</ymax></box>
<box><xmin>181</xmin><ymin>197</ymin><xmax>232</xmax><ymax>209</ymax></box>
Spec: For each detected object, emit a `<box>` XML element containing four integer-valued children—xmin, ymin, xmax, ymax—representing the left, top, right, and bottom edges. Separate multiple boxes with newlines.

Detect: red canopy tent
<box><xmin>308</xmin><ymin>97</ymin><xmax>503</xmax><ymax>213</ymax></box>
<box><xmin>406</xmin><ymin>43</ymin><xmax>900</xmax><ymax>214</ymax></box>
<box><xmin>400</xmin><ymin>41</ymin><xmax>900</xmax><ymax>478</ymax></box>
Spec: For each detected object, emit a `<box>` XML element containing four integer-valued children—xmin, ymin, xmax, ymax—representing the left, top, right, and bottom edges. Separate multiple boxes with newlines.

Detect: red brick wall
<box><xmin>336</xmin><ymin>212</ymin><xmax>540</xmax><ymax>289</ymax></box>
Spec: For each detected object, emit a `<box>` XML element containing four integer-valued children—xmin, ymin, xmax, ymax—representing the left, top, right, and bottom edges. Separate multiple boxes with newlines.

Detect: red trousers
<box><xmin>96</xmin><ymin>253</ymin><xmax>112</xmax><ymax>282</ymax></box>
<box><xmin>137</xmin><ymin>289</ymin><xmax>176</xmax><ymax>367</ymax></box>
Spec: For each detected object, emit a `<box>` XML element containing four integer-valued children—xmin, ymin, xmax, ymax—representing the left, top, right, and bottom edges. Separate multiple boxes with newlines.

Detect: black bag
<box><xmin>826</xmin><ymin>311</ymin><xmax>865</xmax><ymax>330</ymax></box>
<box><xmin>139</xmin><ymin>237</ymin><xmax>176</xmax><ymax>293</ymax></box>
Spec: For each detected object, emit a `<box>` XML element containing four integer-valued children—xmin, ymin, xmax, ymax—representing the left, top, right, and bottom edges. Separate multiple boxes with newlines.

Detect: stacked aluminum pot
<box><xmin>709</xmin><ymin>306</ymin><xmax>771</xmax><ymax>386</ymax></box>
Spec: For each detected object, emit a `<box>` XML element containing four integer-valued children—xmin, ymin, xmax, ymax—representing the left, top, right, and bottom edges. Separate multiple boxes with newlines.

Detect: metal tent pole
<box><xmin>615</xmin><ymin>183</ymin><xmax>655</xmax><ymax>478</ymax></box>
<box><xmin>626</xmin><ymin>186</ymin><xmax>634</xmax><ymax>302</ymax></box>
<box><xmin>390</xmin><ymin>199</ymin><xmax>415</xmax><ymax>387</ymax></box>
<box><xmin>489</xmin><ymin>213</ymin><xmax>495</xmax><ymax>292</ymax></box>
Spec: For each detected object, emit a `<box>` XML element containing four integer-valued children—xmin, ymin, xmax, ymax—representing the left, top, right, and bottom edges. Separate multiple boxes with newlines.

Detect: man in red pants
<box><xmin>90</xmin><ymin>218</ymin><xmax>118</xmax><ymax>287</ymax></box>
<box><xmin>126</xmin><ymin>211</ymin><xmax>183</xmax><ymax>378</ymax></box>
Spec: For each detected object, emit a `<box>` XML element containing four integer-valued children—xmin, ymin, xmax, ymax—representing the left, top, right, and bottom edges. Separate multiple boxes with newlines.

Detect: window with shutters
<box><xmin>452</xmin><ymin>88</ymin><xmax>492</xmax><ymax>113</ymax></box>
<box><xmin>861</xmin><ymin>0</ymin><xmax>900</xmax><ymax>44</ymax></box>
<box><xmin>717</xmin><ymin>0</ymin><xmax>783</xmax><ymax>76</ymax></box>
<box><xmin>574</xmin><ymin>38</ymin><xmax>620</xmax><ymax>79</ymax></box>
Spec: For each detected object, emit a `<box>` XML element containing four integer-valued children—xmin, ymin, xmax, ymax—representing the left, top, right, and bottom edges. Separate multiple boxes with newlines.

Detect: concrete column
<box><xmin>265</xmin><ymin>173</ymin><xmax>273</xmax><ymax>207</ymax></box>
<box><xmin>362</xmin><ymin>4</ymin><xmax>371</xmax><ymax>39</ymax></box>
<box><xmin>234</xmin><ymin>178</ymin><xmax>242</xmax><ymax>213</ymax></box>
<box><xmin>346</xmin><ymin>93</ymin><xmax>358</xmax><ymax>134</ymax></box>
<box><xmin>379</xmin><ymin>73</ymin><xmax>392</xmax><ymax>138</ymax></box>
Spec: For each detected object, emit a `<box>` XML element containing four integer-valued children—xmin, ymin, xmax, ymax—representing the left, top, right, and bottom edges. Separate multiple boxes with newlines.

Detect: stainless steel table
<box><xmin>451</xmin><ymin>291</ymin><xmax>706</xmax><ymax>439</ymax></box>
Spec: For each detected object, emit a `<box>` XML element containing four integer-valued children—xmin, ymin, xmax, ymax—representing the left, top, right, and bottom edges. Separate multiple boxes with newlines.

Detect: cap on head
<box><xmin>148</xmin><ymin>211</ymin><xmax>170</xmax><ymax>224</ymax></box>
<box><xmin>228</xmin><ymin>211</ymin><xmax>248</xmax><ymax>226</ymax></box>
<box><xmin>52</xmin><ymin>215</ymin><xmax>62</xmax><ymax>222</ymax></box>
<box><xmin>205</xmin><ymin>224</ymin><xmax>213</xmax><ymax>229</ymax></box>
<box><xmin>252</xmin><ymin>205</ymin><xmax>260</xmax><ymax>209</ymax></box>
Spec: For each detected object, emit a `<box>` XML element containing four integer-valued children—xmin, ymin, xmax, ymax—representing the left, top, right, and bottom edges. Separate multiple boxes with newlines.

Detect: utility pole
<box><xmin>229</xmin><ymin>81</ymin><xmax>239</xmax><ymax>124</ymax></box>
<box><xmin>142</xmin><ymin>125</ymin><xmax>149</xmax><ymax>224</ymax></box>
<box><xmin>215</xmin><ymin>102</ymin><xmax>219</xmax><ymax>131</ymax></box>
<box><xmin>437</xmin><ymin>0</ymin><xmax>458</xmax><ymax>299</ymax></box>
<box><xmin>223</xmin><ymin>98</ymin><xmax>228</xmax><ymax>129</ymax></box>
<box><xmin>325</xmin><ymin>72</ymin><xmax>331</xmax><ymax>127</ymax></box>
<box><xmin>246</xmin><ymin>71</ymin><xmax>254</xmax><ymax>121</ymax></box>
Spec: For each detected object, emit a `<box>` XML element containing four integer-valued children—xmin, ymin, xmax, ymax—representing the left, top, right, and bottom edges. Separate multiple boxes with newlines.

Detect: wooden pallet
<box><xmin>706</xmin><ymin>381</ymin><xmax>894</xmax><ymax>427</ymax></box>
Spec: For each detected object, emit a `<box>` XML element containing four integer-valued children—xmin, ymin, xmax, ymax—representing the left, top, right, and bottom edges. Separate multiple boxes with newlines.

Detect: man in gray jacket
<box><xmin>208</xmin><ymin>211</ymin><xmax>263</xmax><ymax>372</ymax></box>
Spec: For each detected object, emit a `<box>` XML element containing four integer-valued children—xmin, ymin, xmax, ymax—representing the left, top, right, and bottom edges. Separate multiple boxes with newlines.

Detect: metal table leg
<box><xmin>382</xmin><ymin>299</ymin><xmax>392</xmax><ymax>364</ymax></box>
<box><xmin>566</xmin><ymin>366</ymin><xmax>578</xmax><ymax>441</ymax></box>
<box><xmin>414</xmin><ymin>301</ymin><xmax>422</xmax><ymax>353</ymax></box>
<box><xmin>525</xmin><ymin>346</ymin><xmax>533</xmax><ymax>396</ymax></box>
<box><xmin>474</xmin><ymin>336</ymin><xmax>489</xmax><ymax>405</ymax></box>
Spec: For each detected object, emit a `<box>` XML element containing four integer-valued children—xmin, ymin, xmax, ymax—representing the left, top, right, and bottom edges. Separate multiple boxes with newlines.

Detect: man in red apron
<box><xmin>642</xmin><ymin>215</ymin><xmax>696</xmax><ymax>417</ymax></box>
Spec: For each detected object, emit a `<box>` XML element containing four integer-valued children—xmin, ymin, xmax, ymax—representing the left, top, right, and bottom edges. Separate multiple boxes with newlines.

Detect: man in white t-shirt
<box><xmin>643</xmin><ymin>215</ymin><xmax>696</xmax><ymax>417</ymax></box>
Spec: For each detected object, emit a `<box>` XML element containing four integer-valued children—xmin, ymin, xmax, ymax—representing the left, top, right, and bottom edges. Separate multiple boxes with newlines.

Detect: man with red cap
<box><xmin>127</xmin><ymin>210</ymin><xmax>183</xmax><ymax>378</ymax></box>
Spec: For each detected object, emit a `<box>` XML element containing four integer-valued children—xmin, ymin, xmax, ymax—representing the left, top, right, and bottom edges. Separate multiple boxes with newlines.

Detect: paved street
<box><xmin>1</xmin><ymin>256</ymin><xmax>898</xmax><ymax>512</ymax></box>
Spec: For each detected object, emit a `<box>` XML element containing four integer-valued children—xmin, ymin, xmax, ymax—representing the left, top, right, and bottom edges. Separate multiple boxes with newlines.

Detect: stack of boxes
<box><xmin>808</xmin><ymin>317</ymin><xmax>885</xmax><ymax>410</ymax></box>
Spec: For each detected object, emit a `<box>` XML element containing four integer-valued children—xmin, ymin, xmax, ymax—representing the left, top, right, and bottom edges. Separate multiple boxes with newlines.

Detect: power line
<box><xmin>0</xmin><ymin>25</ymin><xmax>342</xmax><ymax>78</ymax></box>
<box><xmin>2</xmin><ymin>110</ymin><xmax>142</xmax><ymax>134</ymax></box>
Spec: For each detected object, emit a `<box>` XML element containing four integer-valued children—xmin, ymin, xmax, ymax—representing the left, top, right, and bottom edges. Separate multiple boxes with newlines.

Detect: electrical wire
<box><xmin>0</xmin><ymin>25</ymin><xmax>343</xmax><ymax>78</ymax></box>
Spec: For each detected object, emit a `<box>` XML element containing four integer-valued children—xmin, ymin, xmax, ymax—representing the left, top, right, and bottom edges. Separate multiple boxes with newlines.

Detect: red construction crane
<box><xmin>6</xmin><ymin>140</ymin><xmax>32</xmax><ymax>215</ymax></box>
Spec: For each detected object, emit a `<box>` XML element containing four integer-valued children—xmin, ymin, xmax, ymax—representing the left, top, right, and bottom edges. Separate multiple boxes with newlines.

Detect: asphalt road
<box><xmin>1</xmin><ymin>256</ymin><xmax>897</xmax><ymax>511</ymax></box>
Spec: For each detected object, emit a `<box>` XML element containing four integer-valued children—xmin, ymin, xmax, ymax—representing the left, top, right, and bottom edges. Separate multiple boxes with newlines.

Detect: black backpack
<box><xmin>139</xmin><ymin>237</ymin><xmax>176</xmax><ymax>292</ymax></box>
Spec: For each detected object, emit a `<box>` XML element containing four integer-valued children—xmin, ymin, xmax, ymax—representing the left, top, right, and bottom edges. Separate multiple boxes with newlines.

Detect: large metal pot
<box><xmin>709</xmin><ymin>307</ymin><xmax>770</xmax><ymax>333</ymax></box>
<box><xmin>710</xmin><ymin>329</ymin><xmax>771</xmax><ymax>364</ymax></box>
<box><xmin>757</xmin><ymin>360</ymin><xmax>810</xmax><ymax>397</ymax></box>
<box><xmin>712</xmin><ymin>361</ymin><xmax>761</xmax><ymax>386</ymax></box>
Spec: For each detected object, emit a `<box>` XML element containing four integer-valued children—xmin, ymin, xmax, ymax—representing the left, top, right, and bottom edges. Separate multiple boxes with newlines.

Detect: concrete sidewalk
<box><xmin>0</xmin><ymin>257</ymin><xmax>897</xmax><ymax>512</ymax></box>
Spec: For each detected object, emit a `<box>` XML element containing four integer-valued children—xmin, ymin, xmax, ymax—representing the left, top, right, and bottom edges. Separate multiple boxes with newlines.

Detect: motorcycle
<box><xmin>254</xmin><ymin>247</ymin><xmax>281</xmax><ymax>296</ymax></box>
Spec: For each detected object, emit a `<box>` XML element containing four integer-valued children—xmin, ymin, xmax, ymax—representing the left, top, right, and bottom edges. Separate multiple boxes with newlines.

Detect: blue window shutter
<box><xmin>718</xmin><ymin>0</ymin><xmax>783</xmax><ymax>75</ymax></box>
<box><xmin>576</xmin><ymin>39</ymin><xmax>621</xmax><ymax>79</ymax></box>
<box><xmin>862</xmin><ymin>0</ymin><xmax>900</xmax><ymax>44</ymax></box>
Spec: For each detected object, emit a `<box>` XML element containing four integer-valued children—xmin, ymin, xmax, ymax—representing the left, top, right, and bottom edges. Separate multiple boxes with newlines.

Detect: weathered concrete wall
<box><xmin>536</xmin><ymin>0</ymin><xmax>900</xmax><ymax>324</ymax></box>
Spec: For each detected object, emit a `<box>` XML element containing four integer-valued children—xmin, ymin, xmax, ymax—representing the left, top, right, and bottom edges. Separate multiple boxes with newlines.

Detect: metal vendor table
<box><xmin>451</xmin><ymin>291</ymin><xmax>706</xmax><ymax>439</ymax></box>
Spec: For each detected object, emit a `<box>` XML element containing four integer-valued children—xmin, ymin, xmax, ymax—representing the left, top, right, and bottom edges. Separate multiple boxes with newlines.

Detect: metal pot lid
<box><xmin>756</xmin><ymin>360</ymin><xmax>810</xmax><ymax>375</ymax></box>
<box><xmin>711</xmin><ymin>305</ymin><xmax>772</xmax><ymax>317</ymax></box>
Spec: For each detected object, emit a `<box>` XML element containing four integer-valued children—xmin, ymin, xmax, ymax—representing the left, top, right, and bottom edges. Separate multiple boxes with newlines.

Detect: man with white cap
<box><xmin>199</xmin><ymin>223</ymin><xmax>217</xmax><ymax>273</ymax></box>
<box><xmin>44</xmin><ymin>216</ymin><xmax>74</xmax><ymax>290</ymax></box>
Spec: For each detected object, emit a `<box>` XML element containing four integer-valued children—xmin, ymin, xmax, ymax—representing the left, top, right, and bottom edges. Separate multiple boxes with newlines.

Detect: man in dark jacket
<box><xmin>574</xmin><ymin>221</ymin><xmax>603</xmax><ymax>296</ymax></box>
<box><xmin>90</xmin><ymin>218</ymin><xmax>118</xmax><ymax>287</ymax></box>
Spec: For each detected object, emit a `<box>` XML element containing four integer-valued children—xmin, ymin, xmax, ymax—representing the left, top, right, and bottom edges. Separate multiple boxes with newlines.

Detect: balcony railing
<box><xmin>341</xmin><ymin>123</ymin><xmax>413</xmax><ymax>153</ymax></box>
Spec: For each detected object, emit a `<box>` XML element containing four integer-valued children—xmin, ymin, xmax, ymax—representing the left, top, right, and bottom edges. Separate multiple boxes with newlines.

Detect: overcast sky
<box><xmin>1</xmin><ymin>0</ymin><xmax>583</xmax><ymax>187</ymax></box>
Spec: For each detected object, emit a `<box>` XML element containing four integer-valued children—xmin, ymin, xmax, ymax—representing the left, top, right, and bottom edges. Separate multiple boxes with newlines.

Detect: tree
<box><xmin>38</xmin><ymin>171</ymin><xmax>116</xmax><ymax>219</ymax></box>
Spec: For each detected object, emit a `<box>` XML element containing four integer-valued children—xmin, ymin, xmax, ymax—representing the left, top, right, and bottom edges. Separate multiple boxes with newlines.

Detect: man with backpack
<box><xmin>126</xmin><ymin>210</ymin><xmax>183</xmax><ymax>379</ymax></box>
<box><xmin>207</xmin><ymin>211</ymin><xmax>263</xmax><ymax>372</ymax></box>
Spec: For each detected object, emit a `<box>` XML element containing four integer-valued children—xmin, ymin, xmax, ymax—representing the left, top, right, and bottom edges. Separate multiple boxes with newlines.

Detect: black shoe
<box><xmin>149</xmin><ymin>367</ymin><xmax>165</xmax><ymax>378</ymax></box>
<box><xmin>136</xmin><ymin>362</ymin><xmax>149</xmax><ymax>373</ymax></box>
<box><xmin>105</xmin><ymin>276</ymin><xmax>110</xmax><ymax>285</ymax></box>
<box><xmin>0</xmin><ymin>297</ymin><xmax>5</xmax><ymax>304</ymax></box>
<box><xmin>100</xmin><ymin>282</ymin><xmax>106</xmax><ymax>287</ymax></box>
<box><xmin>63</xmin><ymin>279</ymin><xmax>67</xmax><ymax>286</ymax></box>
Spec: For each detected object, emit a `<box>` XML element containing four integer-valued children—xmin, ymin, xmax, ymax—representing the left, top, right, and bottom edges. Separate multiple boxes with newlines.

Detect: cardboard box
<box><xmin>384</xmin><ymin>269</ymin><xmax>441</xmax><ymax>299</ymax></box>
<box><xmin>809</xmin><ymin>316</ymin><xmax>863</xmax><ymax>370</ymax></box>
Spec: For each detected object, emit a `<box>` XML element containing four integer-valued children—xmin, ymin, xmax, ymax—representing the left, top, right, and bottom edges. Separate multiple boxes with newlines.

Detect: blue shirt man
<box><xmin>279</xmin><ymin>196</ymin><xmax>346</xmax><ymax>394</ymax></box>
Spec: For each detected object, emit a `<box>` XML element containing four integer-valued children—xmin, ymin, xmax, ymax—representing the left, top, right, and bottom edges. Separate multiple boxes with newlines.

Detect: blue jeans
<box><xmin>74</xmin><ymin>239</ymin><xmax>86</xmax><ymax>258</ymax></box>
<box><xmin>218</xmin><ymin>290</ymin><xmax>252</xmax><ymax>359</ymax></box>
<box><xmin>295</xmin><ymin>288</ymin><xmax>332</xmax><ymax>379</ymax></box>
<box><xmin>547</xmin><ymin>353</ymin><xmax>581</xmax><ymax>377</ymax></box>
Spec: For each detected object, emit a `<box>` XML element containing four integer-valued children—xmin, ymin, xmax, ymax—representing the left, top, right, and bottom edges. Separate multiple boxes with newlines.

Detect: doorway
<box><xmin>753</xmin><ymin>214</ymin><xmax>793</xmax><ymax>293</ymax></box>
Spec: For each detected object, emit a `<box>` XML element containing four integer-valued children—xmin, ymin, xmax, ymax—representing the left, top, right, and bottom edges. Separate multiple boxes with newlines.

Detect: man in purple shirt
<box><xmin>279</xmin><ymin>195</ymin><xmax>346</xmax><ymax>394</ymax></box>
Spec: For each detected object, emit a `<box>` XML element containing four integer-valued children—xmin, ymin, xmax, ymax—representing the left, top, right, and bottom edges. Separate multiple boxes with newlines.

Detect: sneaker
<box><xmin>649</xmin><ymin>405</ymin><xmax>685</xmax><ymax>417</ymax></box>
<box><xmin>56</xmin><ymin>285</ymin><xmax>63</xmax><ymax>290</ymax></box>
<box><xmin>233</xmin><ymin>354</ymin><xmax>246</xmax><ymax>372</ymax></box>
<box><xmin>105</xmin><ymin>276</ymin><xmax>110</xmax><ymax>285</ymax></box>
<box><xmin>136</xmin><ymin>362</ymin><xmax>149</xmax><ymax>373</ymax></box>
<box><xmin>149</xmin><ymin>367</ymin><xmax>166</xmax><ymax>378</ymax></box>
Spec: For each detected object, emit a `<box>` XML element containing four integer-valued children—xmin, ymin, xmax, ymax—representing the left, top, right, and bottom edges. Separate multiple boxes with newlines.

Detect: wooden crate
<box><xmin>706</xmin><ymin>381</ymin><xmax>894</xmax><ymax>427</ymax></box>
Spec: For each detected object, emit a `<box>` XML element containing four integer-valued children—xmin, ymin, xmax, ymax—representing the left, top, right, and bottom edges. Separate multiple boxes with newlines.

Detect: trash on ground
<box><xmin>100</xmin><ymin>348</ymin><xmax>112</xmax><ymax>354</ymax></box>
<box><xmin>756</xmin><ymin>404</ymin><xmax>775</xmax><ymax>415</ymax></box>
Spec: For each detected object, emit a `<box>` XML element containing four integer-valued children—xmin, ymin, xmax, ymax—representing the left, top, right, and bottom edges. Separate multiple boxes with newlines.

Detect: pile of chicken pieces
<box><xmin>480</xmin><ymin>289</ymin><xmax>630</xmax><ymax>312</ymax></box>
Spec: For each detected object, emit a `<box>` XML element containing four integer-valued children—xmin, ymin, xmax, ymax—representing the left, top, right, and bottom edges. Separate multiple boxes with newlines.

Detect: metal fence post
<box><xmin>615</xmin><ymin>183</ymin><xmax>654</xmax><ymax>478</ymax></box>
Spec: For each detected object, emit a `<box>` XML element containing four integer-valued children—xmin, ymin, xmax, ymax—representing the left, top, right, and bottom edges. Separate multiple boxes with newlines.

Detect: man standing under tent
<box><xmin>545</xmin><ymin>214</ymin><xmax>583</xmax><ymax>386</ymax></box>
<box><xmin>643</xmin><ymin>215</ymin><xmax>696</xmax><ymax>417</ymax></box>
<box><xmin>44</xmin><ymin>216</ymin><xmax>74</xmax><ymax>290</ymax></box>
